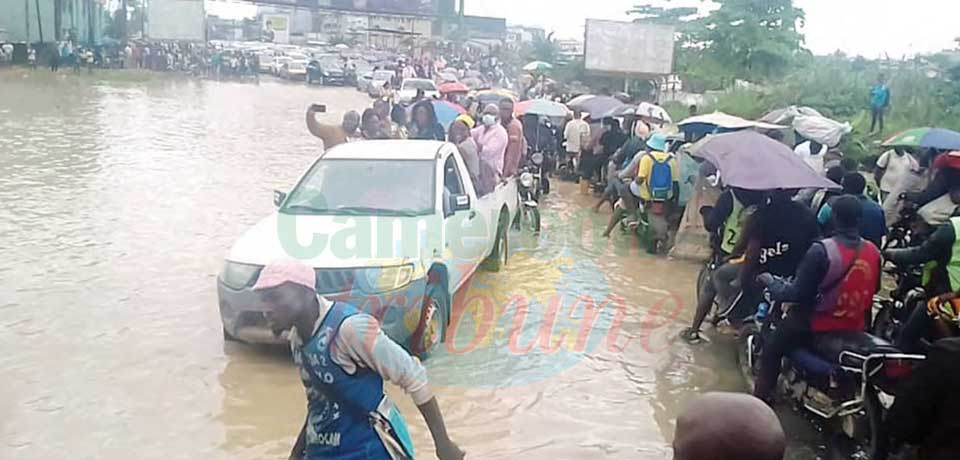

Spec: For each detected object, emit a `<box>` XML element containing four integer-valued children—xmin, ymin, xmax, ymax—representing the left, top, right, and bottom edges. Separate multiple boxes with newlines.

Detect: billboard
<box><xmin>147</xmin><ymin>0</ymin><xmax>205</xmax><ymax>41</ymax></box>
<box><xmin>263</xmin><ymin>14</ymin><xmax>291</xmax><ymax>44</ymax></box>
<box><xmin>319</xmin><ymin>0</ymin><xmax>438</xmax><ymax>15</ymax></box>
<box><xmin>584</xmin><ymin>19</ymin><xmax>675</xmax><ymax>76</ymax></box>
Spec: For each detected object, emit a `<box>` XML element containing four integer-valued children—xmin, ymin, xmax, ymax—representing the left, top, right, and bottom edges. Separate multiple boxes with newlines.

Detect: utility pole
<box><xmin>458</xmin><ymin>0</ymin><xmax>464</xmax><ymax>33</ymax></box>
<box><xmin>121</xmin><ymin>0</ymin><xmax>128</xmax><ymax>41</ymax></box>
<box><xmin>54</xmin><ymin>0</ymin><xmax>62</xmax><ymax>41</ymax></box>
<box><xmin>87</xmin><ymin>0</ymin><xmax>94</xmax><ymax>45</ymax></box>
<box><xmin>35</xmin><ymin>0</ymin><xmax>44</xmax><ymax>42</ymax></box>
<box><xmin>24</xmin><ymin>0</ymin><xmax>31</xmax><ymax>43</ymax></box>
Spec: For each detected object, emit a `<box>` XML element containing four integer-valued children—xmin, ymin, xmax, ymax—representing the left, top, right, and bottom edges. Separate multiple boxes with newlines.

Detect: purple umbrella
<box><xmin>691</xmin><ymin>131</ymin><xmax>840</xmax><ymax>191</ymax></box>
<box><xmin>566</xmin><ymin>95</ymin><xmax>625</xmax><ymax>119</ymax></box>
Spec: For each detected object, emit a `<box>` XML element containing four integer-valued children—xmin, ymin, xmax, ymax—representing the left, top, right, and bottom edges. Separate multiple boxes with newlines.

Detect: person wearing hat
<box><xmin>253</xmin><ymin>259</ymin><xmax>464</xmax><ymax>460</ymax></box>
<box><xmin>633</xmin><ymin>132</ymin><xmax>681</xmax><ymax>254</ymax></box>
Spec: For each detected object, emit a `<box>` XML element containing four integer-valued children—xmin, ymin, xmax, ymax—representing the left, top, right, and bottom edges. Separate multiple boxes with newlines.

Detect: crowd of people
<box><xmin>224</xmin><ymin>57</ymin><xmax>960</xmax><ymax>458</ymax></box>
<box><xmin>306</xmin><ymin>92</ymin><xmax>528</xmax><ymax>197</ymax></box>
<box><xmin>27</xmin><ymin>38</ymin><xmax>262</xmax><ymax>78</ymax></box>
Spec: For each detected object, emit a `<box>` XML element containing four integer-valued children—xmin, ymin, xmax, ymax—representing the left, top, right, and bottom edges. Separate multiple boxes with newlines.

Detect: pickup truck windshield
<box><xmin>282</xmin><ymin>159</ymin><xmax>436</xmax><ymax>216</ymax></box>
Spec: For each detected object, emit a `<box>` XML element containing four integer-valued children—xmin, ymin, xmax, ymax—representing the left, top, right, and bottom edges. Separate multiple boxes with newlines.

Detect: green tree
<box><xmin>529</xmin><ymin>32</ymin><xmax>559</xmax><ymax>64</ymax></box>
<box><xmin>686</xmin><ymin>0</ymin><xmax>805</xmax><ymax>78</ymax></box>
<box><xmin>629</xmin><ymin>0</ymin><xmax>805</xmax><ymax>81</ymax></box>
<box><xmin>627</xmin><ymin>4</ymin><xmax>698</xmax><ymax>25</ymax></box>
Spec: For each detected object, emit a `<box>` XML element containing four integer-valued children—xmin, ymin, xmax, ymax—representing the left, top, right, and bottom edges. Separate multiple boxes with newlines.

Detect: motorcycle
<box><xmin>527</xmin><ymin>151</ymin><xmax>550</xmax><ymax>199</ymax></box>
<box><xmin>871</xmin><ymin>263</ymin><xmax>925</xmax><ymax>343</ymax></box>
<box><xmin>739</xmin><ymin>294</ymin><xmax>926</xmax><ymax>459</ymax></box>
<box><xmin>517</xmin><ymin>166</ymin><xmax>541</xmax><ymax>233</ymax></box>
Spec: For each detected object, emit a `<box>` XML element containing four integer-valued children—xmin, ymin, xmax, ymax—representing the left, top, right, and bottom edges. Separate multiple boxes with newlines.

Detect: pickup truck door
<box><xmin>441</xmin><ymin>151</ymin><xmax>486</xmax><ymax>291</ymax></box>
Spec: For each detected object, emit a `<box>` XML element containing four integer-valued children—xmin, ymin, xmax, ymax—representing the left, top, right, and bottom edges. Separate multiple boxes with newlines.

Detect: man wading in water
<box><xmin>252</xmin><ymin>259</ymin><xmax>464</xmax><ymax>460</ymax></box>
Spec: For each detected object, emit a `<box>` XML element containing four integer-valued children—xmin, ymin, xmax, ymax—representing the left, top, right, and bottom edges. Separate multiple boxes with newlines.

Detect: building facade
<box><xmin>0</xmin><ymin>0</ymin><xmax>107</xmax><ymax>44</ymax></box>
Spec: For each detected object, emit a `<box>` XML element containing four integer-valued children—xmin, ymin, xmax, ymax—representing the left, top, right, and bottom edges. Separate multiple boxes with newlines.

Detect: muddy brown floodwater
<box><xmin>0</xmin><ymin>70</ymin><xmax>819</xmax><ymax>460</ymax></box>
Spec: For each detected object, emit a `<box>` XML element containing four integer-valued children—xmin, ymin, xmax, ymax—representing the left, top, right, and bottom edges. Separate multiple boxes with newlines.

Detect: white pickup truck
<box><xmin>217</xmin><ymin>140</ymin><xmax>518</xmax><ymax>356</ymax></box>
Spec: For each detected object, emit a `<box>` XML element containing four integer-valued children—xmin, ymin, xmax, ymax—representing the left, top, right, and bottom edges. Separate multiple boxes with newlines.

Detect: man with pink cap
<box><xmin>252</xmin><ymin>259</ymin><xmax>464</xmax><ymax>460</ymax></box>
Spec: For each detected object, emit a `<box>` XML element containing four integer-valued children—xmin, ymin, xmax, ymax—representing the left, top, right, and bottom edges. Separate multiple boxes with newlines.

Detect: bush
<box><xmin>692</xmin><ymin>55</ymin><xmax>960</xmax><ymax>161</ymax></box>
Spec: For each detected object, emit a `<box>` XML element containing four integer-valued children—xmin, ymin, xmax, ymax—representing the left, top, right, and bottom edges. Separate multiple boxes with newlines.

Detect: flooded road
<box><xmin>0</xmin><ymin>70</ymin><xmax>816</xmax><ymax>459</ymax></box>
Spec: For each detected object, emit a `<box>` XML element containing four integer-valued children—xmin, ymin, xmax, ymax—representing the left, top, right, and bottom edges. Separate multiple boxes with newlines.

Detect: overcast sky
<box><xmin>466</xmin><ymin>0</ymin><xmax>959</xmax><ymax>58</ymax></box>
<box><xmin>206</xmin><ymin>0</ymin><xmax>960</xmax><ymax>58</ymax></box>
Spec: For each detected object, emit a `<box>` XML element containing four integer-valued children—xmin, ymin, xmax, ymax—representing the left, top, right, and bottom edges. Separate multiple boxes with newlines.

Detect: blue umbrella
<box><xmin>431</xmin><ymin>100</ymin><xmax>466</xmax><ymax>130</ymax></box>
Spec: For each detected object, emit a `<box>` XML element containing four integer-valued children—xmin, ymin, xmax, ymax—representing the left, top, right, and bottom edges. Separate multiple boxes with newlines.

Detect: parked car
<box><xmin>398</xmin><ymin>78</ymin><xmax>440</xmax><ymax>103</ymax></box>
<box><xmin>368</xmin><ymin>69</ymin><xmax>397</xmax><ymax>98</ymax></box>
<box><xmin>280</xmin><ymin>52</ymin><xmax>309</xmax><ymax>80</ymax></box>
<box><xmin>217</xmin><ymin>140</ymin><xmax>519</xmax><ymax>356</ymax></box>
<box><xmin>256</xmin><ymin>51</ymin><xmax>276</xmax><ymax>73</ymax></box>
<box><xmin>306</xmin><ymin>57</ymin><xmax>346</xmax><ymax>85</ymax></box>
<box><xmin>349</xmin><ymin>61</ymin><xmax>373</xmax><ymax>89</ymax></box>
<box><xmin>356</xmin><ymin>71</ymin><xmax>374</xmax><ymax>92</ymax></box>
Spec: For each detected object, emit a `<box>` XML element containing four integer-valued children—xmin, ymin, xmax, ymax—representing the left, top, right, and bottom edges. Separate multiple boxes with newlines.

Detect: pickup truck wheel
<box><xmin>483</xmin><ymin>215</ymin><xmax>508</xmax><ymax>272</ymax></box>
<box><xmin>412</xmin><ymin>282</ymin><xmax>448</xmax><ymax>359</ymax></box>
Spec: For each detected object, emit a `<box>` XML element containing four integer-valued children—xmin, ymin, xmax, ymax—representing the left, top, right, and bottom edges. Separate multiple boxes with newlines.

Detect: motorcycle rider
<box><xmin>754</xmin><ymin>195</ymin><xmax>881</xmax><ymax>402</ymax></box>
<box><xmin>680</xmin><ymin>186</ymin><xmax>764</xmax><ymax>344</ymax></box>
<box><xmin>633</xmin><ymin>132</ymin><xmax>680</xmax><ymax>254</ymax></box>
<box><xmin>884</xmin><ymin>182</ymin><xmax>960</xmax><ymax>352</ymax></box>
<box><xmin>884</xmin><ymin>337</ymin><xmax>960</xmax><ymax>460</ymax></box>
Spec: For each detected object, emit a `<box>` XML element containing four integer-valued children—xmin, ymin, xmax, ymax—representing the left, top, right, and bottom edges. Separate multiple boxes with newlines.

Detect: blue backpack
<box><xmin>648</xmin><ymin>153</ymin><xmax>674</xmax><ymax>201</ymax></box>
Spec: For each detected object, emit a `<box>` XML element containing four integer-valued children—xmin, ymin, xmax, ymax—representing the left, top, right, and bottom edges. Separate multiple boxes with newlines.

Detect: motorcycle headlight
<box><xmin>358</xmin><ymin>265</ymin><xmax>415</xmax><ymax>293</ymax></box>
<box><xmin>220</xmin><ymin>261</ymin><xmax>262</xmax><ymax>290</ymax></box>
<box><xmin>531</xmin><ymin>152</ymin><xmax>544</xmax><ymax>165</ymax></box>
<box><xmin>520</xmin><ymin>172</ymin><xmax>534</xmax><ymax>188</ymax></box>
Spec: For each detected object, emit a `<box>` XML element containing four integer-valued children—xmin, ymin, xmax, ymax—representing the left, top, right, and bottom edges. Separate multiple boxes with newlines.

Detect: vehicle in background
<box><xmin>306</xmin><ymin>56</ymin><xmax>347</xmax><ymax>85</ymax></box>
<box><xmin>256</xmin><ymin>50</ymin><xmax>276</xmax><ymax>73</ymax></box>
<box><xmin>270</xmin><ymin>55</ymin><xmax>292</xmax><ymax>76</ymax></box>
<box><xmin>348</xmin><ymin>60</ymin><xmax>373</xmax><ymax>88</ymax></box>
<box><xmin>368</xmin><ymin>69</ymin><xmax>397</xmax><ymax>98</ymax></box>
<box><xmin>398</xmin><ymin>78</ymin><xmax>440</xmax><ymax>103</ymax></box>
<box><xmin>439</xmin><ymin>69</ymin><xmax>460</xmax><ymax>83</ymax></box>
<box><xmin>280</xmin><ymin>52</ymin><xmax>309</xmax><ymax>80</ymax></box>
<box><xmin>356</xmin><ymin>71</ymin><xmax>374</xmax><ymax>92</ymax></box>
<box><xmin>217</xmin><ymin>140</ymin><xmax>520</xmax><ymax>357</ymax></box>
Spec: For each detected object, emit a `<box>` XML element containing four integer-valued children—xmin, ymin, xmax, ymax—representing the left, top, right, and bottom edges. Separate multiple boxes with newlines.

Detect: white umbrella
<box><xmin>636</xmin><ymin>102</ymin><xmax>672</xmax><ymax>124</ymax></box>
<box><xmin>678</xmin><ymin>112</ymin><xmax>786</xmax><ymax>130</ymax></box>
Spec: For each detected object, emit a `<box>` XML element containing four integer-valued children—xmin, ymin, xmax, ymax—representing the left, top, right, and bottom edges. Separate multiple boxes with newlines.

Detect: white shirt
<box><xmin>564</xmin><ymin>119</ymin><xmax>590</xmax><ymax>154</ymax></box>
<box><xmin>794</xmin><ymin>141</ymin><xmax>827</xmax><ymax>175</ymax></box>
<box><xmin>877</xmin><ymin>149</ymin><xmax>920</xmax><ymax>193</ymax></box>
<box><xmin>289</xmin><ymin>296</ymin><xmax>433</xmax><ymax>405</ymax></box>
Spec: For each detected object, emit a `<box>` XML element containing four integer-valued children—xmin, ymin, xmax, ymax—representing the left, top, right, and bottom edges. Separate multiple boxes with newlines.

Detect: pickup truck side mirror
<box><xmin>452</xmin><ymin>194</ymin><xmax>471</xmax><ymax>212</ymax></box>
<box><xmin>273</xmin><ymin>190</ymin><xmax>287</xmax><ymax>208</ymax></box>
<box><xmin>445</xmin><ymin>193</ymin><xmax>470</xmax><ymax>217</ymax></box>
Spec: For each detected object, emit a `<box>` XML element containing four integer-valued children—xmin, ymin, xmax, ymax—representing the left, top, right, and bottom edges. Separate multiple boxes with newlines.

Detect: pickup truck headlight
<box><xmin>221</xmin><ymin>261</ymin><xmax>262</xmax><ymax>290</ymax></box>
<box><xmin>358</xmin><ymin>265</ymin><xmax>415</xmax><ymax>293</ymax></box>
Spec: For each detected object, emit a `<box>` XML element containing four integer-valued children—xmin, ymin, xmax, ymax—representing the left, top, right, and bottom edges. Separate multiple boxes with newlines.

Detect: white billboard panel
<box><xmin>584</xmin><ymin>19</ymin><xmax>675</xmax><ymax>76</ymax></box>
<box><xmin>263</xmin><ymin>15</ymin><xmax>291</xmax><ymax>44</ymax></box>
<box><xmin>148</xmin><ymin>0</ymin><xmax>205</xmax><ymax>41</ymax></box>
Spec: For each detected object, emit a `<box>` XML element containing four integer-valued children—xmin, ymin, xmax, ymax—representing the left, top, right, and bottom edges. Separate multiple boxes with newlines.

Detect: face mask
<box><xmin>482</xmin><ymin>114</ymin><xmax>497</xmax><ymax>126</ymax></box>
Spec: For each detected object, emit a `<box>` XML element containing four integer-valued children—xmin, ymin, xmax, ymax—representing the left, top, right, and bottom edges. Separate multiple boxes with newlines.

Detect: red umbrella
<box><xmin>439</xmin><ymin>82</ymin><xmax>469</xmax><ymax>94</ymax></box>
